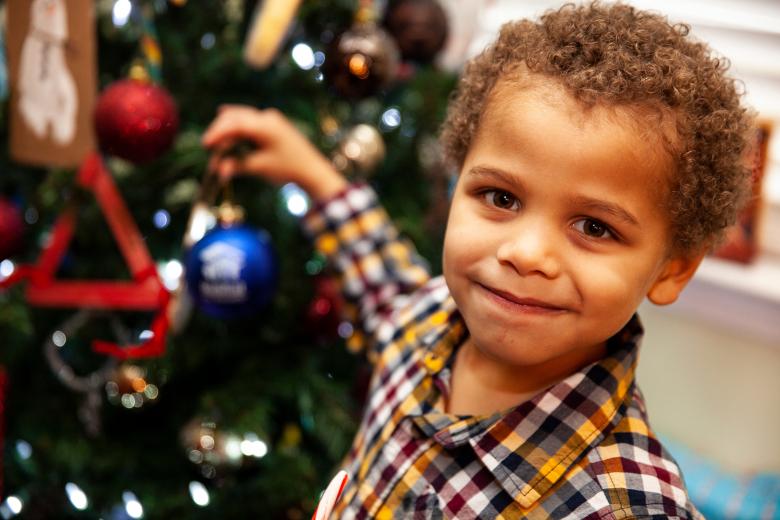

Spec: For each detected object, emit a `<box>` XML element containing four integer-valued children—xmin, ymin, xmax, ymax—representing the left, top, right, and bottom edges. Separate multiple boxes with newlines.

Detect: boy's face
<box><xmin>442</xmin><ymin>78</ymin><xmax>702</xmax><ymax>371</ymax></box>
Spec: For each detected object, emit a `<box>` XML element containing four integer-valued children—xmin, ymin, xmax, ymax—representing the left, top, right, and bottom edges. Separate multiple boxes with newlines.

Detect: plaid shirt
<box><xmin>303</xmin><ymin>184</ymin><xmax>702</xmax><ymax>519</ymax></box>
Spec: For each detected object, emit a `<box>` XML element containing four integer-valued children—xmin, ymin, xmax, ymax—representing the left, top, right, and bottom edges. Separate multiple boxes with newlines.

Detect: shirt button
<box><xmin>423</xmin><ymin>352</ymin><xmax>444</xmax><ymax>373</ymax></box>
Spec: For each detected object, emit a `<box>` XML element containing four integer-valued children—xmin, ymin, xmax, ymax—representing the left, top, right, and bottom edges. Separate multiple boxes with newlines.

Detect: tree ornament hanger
<box><xmin>166</xmin><ymin>145</ymin><xmax>245</xmax><ymax>333</ymax></box>
<box><xmin>43</xmin><ymin>309</ymin><xmax>125</xmax><ymax>436</ymax></box>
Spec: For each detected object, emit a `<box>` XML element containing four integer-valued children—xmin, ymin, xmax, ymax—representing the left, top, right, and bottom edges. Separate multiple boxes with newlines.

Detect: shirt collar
<box><xmin>470</xmin><ymin>315</ymin><xmax>643</xmax><ymax>508</ymax></box>
<box><xmin>412</xmin><ymin>288</ymin><xmax>643</xmax><ymax>509</ymax></box>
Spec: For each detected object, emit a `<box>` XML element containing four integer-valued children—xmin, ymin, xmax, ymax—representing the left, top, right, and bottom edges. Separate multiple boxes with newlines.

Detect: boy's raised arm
<box><xmin>202</xmin><ymin>104</ymin><xmax>348</xmax><ymax>201</ymax></box>
<box><xmin>202</xmin><ymin>105</ymin><xmax>431</xmax><ymax>359</ymax></box>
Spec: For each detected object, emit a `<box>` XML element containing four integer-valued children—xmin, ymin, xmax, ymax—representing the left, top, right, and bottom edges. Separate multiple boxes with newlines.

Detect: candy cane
<box><xmin>312</xmin><ymin>470</ymin><xmax>349</xmax><ymax>520</ymax></box>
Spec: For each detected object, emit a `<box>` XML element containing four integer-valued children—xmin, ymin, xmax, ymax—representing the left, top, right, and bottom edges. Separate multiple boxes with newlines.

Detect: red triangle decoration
<box><xmin>1</xmin><ymin>152</ymin><xmax>170</xmax><ymax>359</ymax></box>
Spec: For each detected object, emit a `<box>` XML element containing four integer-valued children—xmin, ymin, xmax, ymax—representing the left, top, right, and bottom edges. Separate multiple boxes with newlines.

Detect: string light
<box><xmin>112</xmin><ymin>0</ymin><xmax>133</xmax><ymax>27</ymax></box>
<box><xmin>380</xmin><ymin>107</ymin><xmax>402</xmax><ymax>130</ymax></box>
<box><xmin>291</xmin><ymin>43</ymin><xmax>316</xmax><ymax>70</ymax></box>
<box><xmin>224</xmin><ymin>434</ymin><xmax>242</xmax><ymax>461</ymax></box>
<box><xmin>281</xmin><ymin>183</ymin><xmax>310</xmax><ymax>217</ymax></box>
<box><xmin>65</xmin><ymin>483</ymin><xmax>89</xmax><ymax>511</ymax></box>
<box><xmin>240</xmin><ymin>433</ymin><xmax>268</xmax><ymax>458</ymax></box>
<box><xmin>153</xmin><ymin>209</ymin><xmax>170</xmax><ymax>229</ymax></box>
<box><xmin>15</xmin><ymin>440</ymin><xmax>32</xmax><ymax>460</ymax></box>
<box><xmin>52</xmin><ymin>330</ymin><xmax>67</xmax><ymax>348</ymax></box>
<box><xmin>337</xmin><ymin>321</ymin><xmax>354</xmax><ymax>339</ymax></box>
<box><xmin>123</xmin><ymin>491</ymin><xmax>144</xmax><ymax>519</ymax></box>
<box><xmin>200</xmin><ymin>33</ymin><xmax>216</xmax><ymax>50</ymax></box>
<box><xmin>188</xmin><ymin>481</ymin><xmax>210</xmax><ymax>507</ymax></box>
<box><xmin>158</xmin><ymin>259</ymin><xmax>183</xmax><ymax>291</ymax></box>
<box><xmin>0</xmin><ymin>259</ymin><xmax>15</xmax><ymax>280</ymax></box>
<box><xmin>1</xmin><ymin>495</ymin><xmax>23</xmax><ymax>517</ymax></box>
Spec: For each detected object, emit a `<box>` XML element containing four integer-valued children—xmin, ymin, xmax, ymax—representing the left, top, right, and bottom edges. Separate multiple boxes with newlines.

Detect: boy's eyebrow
<box><xmin>466</xmin><ymin>165</ymin><xmax>522</xmax><ymax>186</ymax></box>
<box><xmin>466</xmin><ymin>165</ymin><xmax>640</xmax><ymax>227</ymax></box>
<box><xmin>568</xmin><ymin>195</ymin><xmax>640</xmax><ymax>227</ymax></box>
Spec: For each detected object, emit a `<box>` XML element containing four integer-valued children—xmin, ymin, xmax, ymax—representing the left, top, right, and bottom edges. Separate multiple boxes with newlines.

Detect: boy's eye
<box><xmin>483</xmin><ymin>190</ymin><xmax>520</xmax><ymax>211</ymax></box>
<box><xmin>574</xmin><ymin>218</ymin><xmax>614</xmax><ymax>239</ymax></box>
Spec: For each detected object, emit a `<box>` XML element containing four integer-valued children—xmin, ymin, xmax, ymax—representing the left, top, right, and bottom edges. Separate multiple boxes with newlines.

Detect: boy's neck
<box><xmin>446</xmin><ymin>336</ymin><xmax>607</xmax><ymax>416</ymax></box>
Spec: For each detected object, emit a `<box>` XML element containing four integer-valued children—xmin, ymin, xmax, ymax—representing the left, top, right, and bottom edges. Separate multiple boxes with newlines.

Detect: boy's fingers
<box><xmin>216</xmin><ymin>152</ymin><xmax>275</xmax><ymax>181</ymax></box>
<box><xmin>217</xmin><ymin>103</ymin><xmax>249</xmax><ymax>113</ymax></box>
<box><xmin>202</xmin><ymin>109</ymin><xmax>274</xmax><ymax>148</ymax></box>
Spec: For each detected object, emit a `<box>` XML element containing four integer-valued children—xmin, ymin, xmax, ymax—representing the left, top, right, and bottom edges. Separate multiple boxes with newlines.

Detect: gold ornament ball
<box><xmin>324</xmin><ymin>23</ymin><xmax>400</xmax><ymax>99</ymax></box>
<box><xmin>333</xmin><ymin>124</ymin><xmax>386</xmax><ymax>176</ymax></box>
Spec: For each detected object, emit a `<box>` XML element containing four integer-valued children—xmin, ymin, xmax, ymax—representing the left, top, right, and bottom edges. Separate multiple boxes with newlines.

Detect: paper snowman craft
<box><xmin>17</xmin><ymin>0</ymin><xmax>77</xmax><ymax>145</ymax></box>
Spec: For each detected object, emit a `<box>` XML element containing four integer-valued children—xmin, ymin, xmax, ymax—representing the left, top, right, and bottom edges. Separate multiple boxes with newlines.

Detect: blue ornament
<box><xmin>185</xmin><ymin>224</ymin><xmax>278</xmax><ymax>318</ymax></box>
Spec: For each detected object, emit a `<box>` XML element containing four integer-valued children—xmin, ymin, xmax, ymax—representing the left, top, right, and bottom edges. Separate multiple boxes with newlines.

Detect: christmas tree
<box><xmin>0</xmin><ymin>0</ymin><xmax>456</xmax><ymax>518</ymax></box>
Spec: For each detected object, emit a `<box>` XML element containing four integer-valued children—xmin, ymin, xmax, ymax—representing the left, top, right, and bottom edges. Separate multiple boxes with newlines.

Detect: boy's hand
<box><xmin>201</xmin><ymin>105</ymin><xmax>348</xmax><ymax>201</ymax></box>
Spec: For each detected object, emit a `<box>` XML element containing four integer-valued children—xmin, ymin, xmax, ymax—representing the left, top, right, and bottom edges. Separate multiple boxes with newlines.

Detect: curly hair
<box><xmin>440</xmin><ymin>2</ymin><xmax>754</xmax><ymax>253</ymax></box>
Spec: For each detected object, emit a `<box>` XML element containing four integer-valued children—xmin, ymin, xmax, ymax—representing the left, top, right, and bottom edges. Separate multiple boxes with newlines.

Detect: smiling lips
<box><xmin>477</xmin><ymin>283</ymin><xmax>569</xmax><ymax>314</ymax></box>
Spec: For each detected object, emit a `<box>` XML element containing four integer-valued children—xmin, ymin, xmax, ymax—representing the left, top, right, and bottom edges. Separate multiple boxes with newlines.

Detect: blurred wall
<box><xmin>638</xmin><ymin>301</ymin><xmax>780</xmax><ymax>474</ymax></box>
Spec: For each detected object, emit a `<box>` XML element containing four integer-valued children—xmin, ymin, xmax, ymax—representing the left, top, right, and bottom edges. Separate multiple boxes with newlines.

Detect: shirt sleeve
<box><xmin>301</xmin><ymin>183</ymin><xmax>431</xmax><ymax>360</ymax></box>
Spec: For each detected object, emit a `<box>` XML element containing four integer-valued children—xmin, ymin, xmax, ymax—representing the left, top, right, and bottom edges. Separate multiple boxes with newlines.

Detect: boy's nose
<box><xmin>496</xmin><ymin>225</ymin><xmax>561</xmax><ymax>279</ymax></box>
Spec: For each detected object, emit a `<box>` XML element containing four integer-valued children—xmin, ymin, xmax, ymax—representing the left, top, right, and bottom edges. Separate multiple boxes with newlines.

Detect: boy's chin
<box><xmin>468</xmin><ymin>327</ymin><xmax>608</xmax><ymax>373</ymax></box>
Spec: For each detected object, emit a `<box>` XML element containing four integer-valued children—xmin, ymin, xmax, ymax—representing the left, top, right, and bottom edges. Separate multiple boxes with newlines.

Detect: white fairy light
<box><xmin>224</xmin><ymin>435</ymin><xmax>242</xmax><ymax>461</ymax></box>
<box><xmin>188</xmin><ymin>481</ymin><xmax>210</xmax><ymax>507</ymax></box>
<box><xmin>159</xmin><ymin>259</ymin><xmax>183</xmax><ymax>291</ymax></box>
<box><xmin>112</xmin><ymin>0</ymin><xmax>132</xmax><ymax>27</ymax></box>
<box><xmin>281</xmin><ymin>183</ymin><xmax>310</xmax><ymax>217</ymax></box>
<box><xmin>144</xmin><ymin>384</ymin><xmax>159</xmax><ymax>400</ymax></box>
<box><xmin>2</xmin><ymin>495</ymin><xmax>23</xmax><ymax>516</ymax></box>
<box><xmin>123</xmin><ymin>491</ymin><xmax>143</xmax><ymax>519</ymax></box>
<box><xmin>0</xmin><ymin>259</ymin><xmax>15</xmax><ymax>280</ymax></box>
<box><xmin>65</xmin><ymin>482</ymin><xmax>89</xmax><ymax>511</ymax></box>
<box><xmin>380</xmin><ymin>108</ymin><xmax>402</xmax><ymax>130</ymax></box>
<box><xmin>52</xmin><ymin>330</ymin><xmax>67</xmax><ymax>348</ymax></box>
<box><xmin>292</xmin><ymin>43</ymin><xmax>316</xmax><ymax>70</ymax></box>
<box><xmin>240</xmin><ymin>433</ymin><xmax>268</xmax><ymax>458</ymax></box>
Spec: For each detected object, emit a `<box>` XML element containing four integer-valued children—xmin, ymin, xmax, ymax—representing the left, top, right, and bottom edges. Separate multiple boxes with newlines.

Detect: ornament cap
<box><xmin>129</xmin><ymin>59</ymin><xmax>152</xmax><ymax>83</ymax></box>
<box><xmin>355</xmin><ymin>6</ymin><xmax>376</xmax><ymax>24</ymax></box>
<box><xmin>216</xmin><ymin>201</ymin><xmax>246</xmax><ymax>226</ymax></box>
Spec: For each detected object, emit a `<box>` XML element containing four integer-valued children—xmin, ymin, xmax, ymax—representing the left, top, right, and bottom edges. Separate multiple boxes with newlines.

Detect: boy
<box><xmin>203</xmin><ymin>3</ymin><xmax>753</xmax><ymax>518</ymax></box>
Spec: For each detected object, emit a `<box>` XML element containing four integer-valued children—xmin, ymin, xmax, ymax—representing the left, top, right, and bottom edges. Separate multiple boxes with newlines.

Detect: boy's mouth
<box><xmin>476</xmin><ymin>283</ymin><xmax>568</xmax><ymax>313</ymax></box>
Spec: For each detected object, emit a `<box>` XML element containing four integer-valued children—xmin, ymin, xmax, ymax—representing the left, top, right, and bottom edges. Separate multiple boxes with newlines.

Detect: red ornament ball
<box><xmin>94</xmin><ymin>79</ymin><xmax>179</xmax><ymax>164</ymax></box>
<box><xmin>305</xmin><ymin>276</ymin><xmax>345</xmax><ymax>342</ymax></box>
<box><xmin>0</xmin><ymin>197</ymin><xmax>25</xmax><ymax>260</ymax></box>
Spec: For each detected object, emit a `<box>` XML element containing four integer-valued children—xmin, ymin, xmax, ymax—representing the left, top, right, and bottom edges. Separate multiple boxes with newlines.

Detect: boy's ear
<box><xmin>646</xmin><ymin>252</ymin><xmax>707</xmax><ymax>305</ymax></box>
